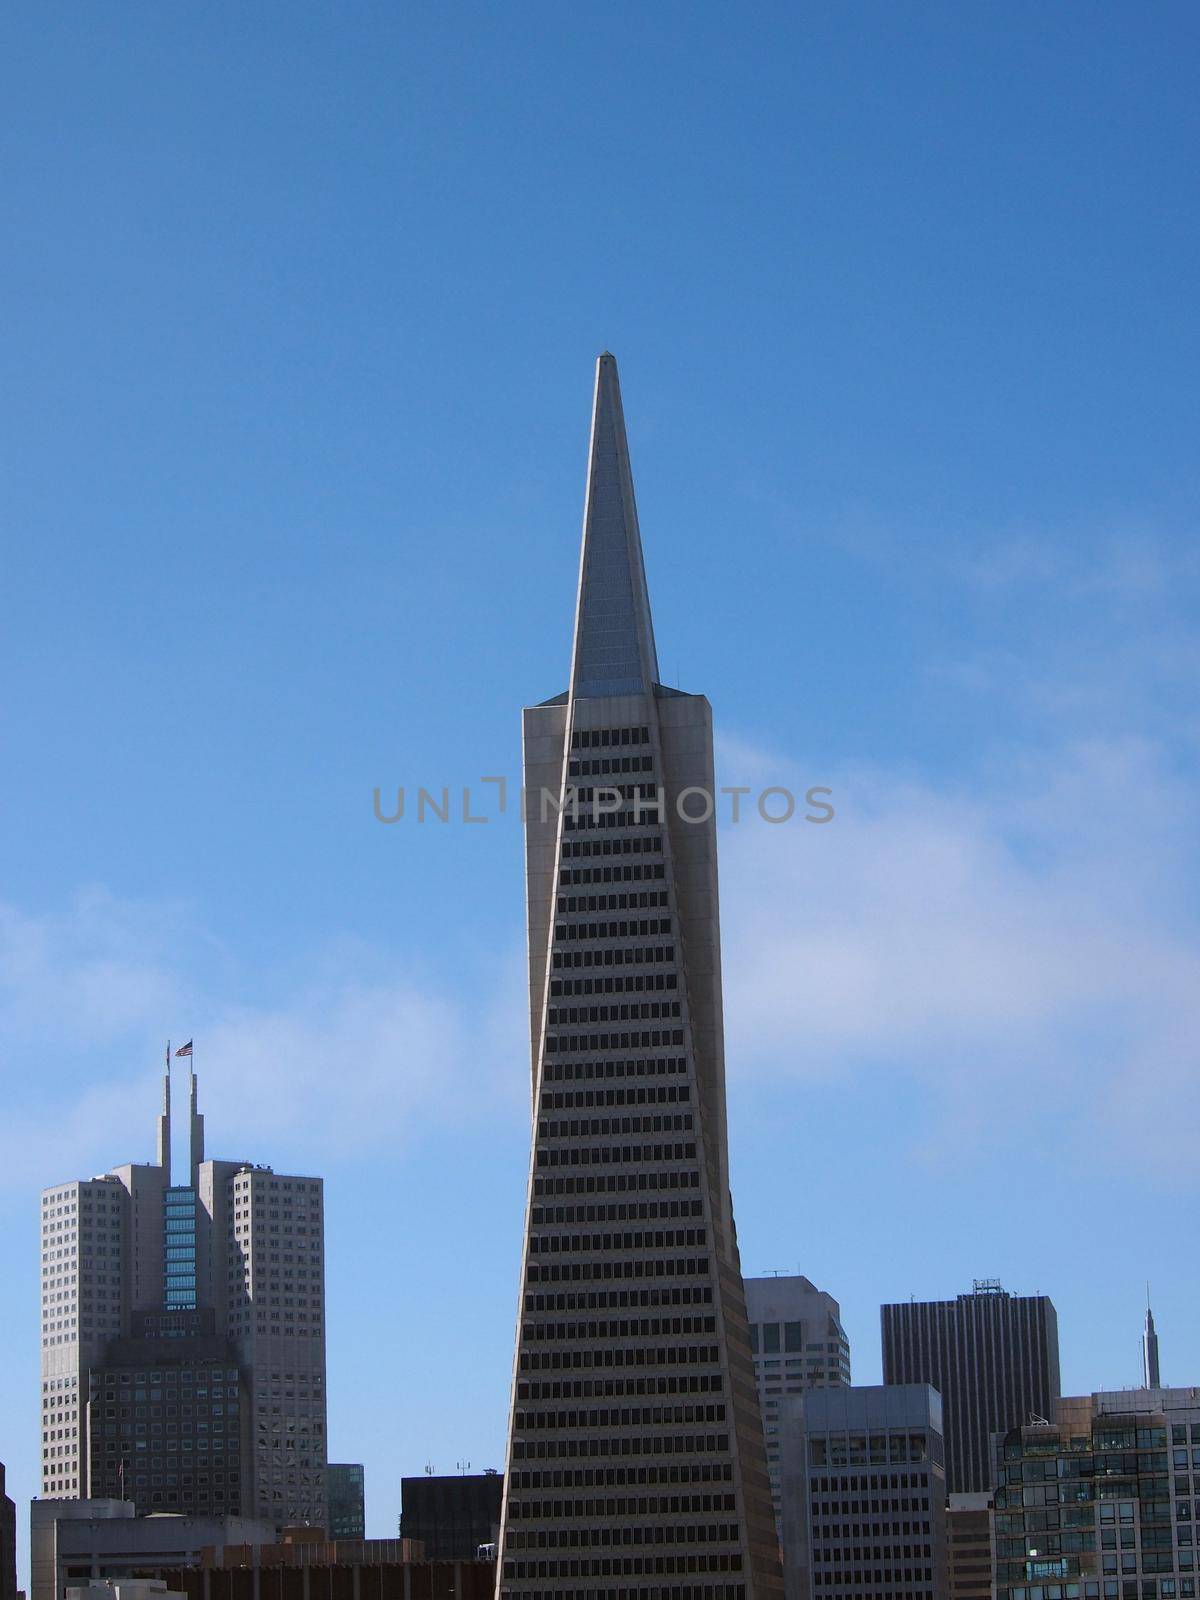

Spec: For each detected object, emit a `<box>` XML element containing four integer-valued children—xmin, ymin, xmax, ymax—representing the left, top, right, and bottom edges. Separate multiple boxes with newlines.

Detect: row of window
<box><xmin>518</xmin><ymin>1403</ymin><xmax>727</xmax><ymax>1431</ymax></box>
<box><xmin>811</xmin><ymin>1568</ymin><xmax>935</xmax><ymax>1587</ymax></box>
<box><xmin>541</xmin><ymin>1087</ymin><xmax>691</xmax><ymax>1111</ymax></box>
<box><xmin>499</xmin><ymin>1584</ymin><xmax>745</xmax><ymax>1600</ymax></box>
<box><xmin>532</xmin><ymin>1170</ymin><xmax>700</xmax><ymax>1196</ymax></box>
<box><xmin>521</xmin><ymin>1345</ymin><xmax>721</xmax><ymax>1372</ymax></box>
<box><xmin>553</xmin><ymin>946</ymin><xmax>676</xmax><ymax>970</ymax></box>
<box><xmin>543</xmin><ymin>1056</ymin><xmax>687</xmax><ymax>1082</ymax></box>
<box><xmin>817</xmin><ymin>1519</ymin><xmax>934</xmax><ymax>1537</ymax></box>
<box><xmin>568</xmin><ymin>754</ymin><xmax>657</xmax><ymax>776</ymax></box>
<box><xmin>548</xmin><ymin>1002</ymin><xmax>682</xmax><ymax>1026</ymax></box>
<box><xmin>511</xmin><ymin>1430</ymin><xmax>729</xmax><ymax>1461</ymax></box>
<box><xmin>814</xmin><ymin>1472</ymin><xmax>931</xmax><ymax>1494</ymax></box>
<box><xmin>509</xmin><ymin>1493</ymin><xmax>737</xmax><ymax>1519</ymax></box>
<box><xmin>570</xmin><ymin>726</ymin><xmax>652</xmax><ymax>750</ymax></box>
<box><xmin>511</xmin><ymin>1461</ymin><xmax>734</xmax><ymax>1490</ymax></box>
<box><xmin>504</xmin><ymin>1555</ymin><xmax>743</xmax><ymax>1579</ymax></box>
<box><xmin>506</xmin><ymin>1525</ymin><xmax>742</xmax><ymax>1550</ymax></box>
<box><xmin>555</xmin><ymin>918</ymin><xmax>672</xmax><ymax>942</ymax></box>
<box><xmin>1003</xmin><ymin>1582</ymin><xmax>1196</xmax><ymax>1599</ymax></box>
<box><xmin>571</xmin><ymin>783</ymin><xmax>659</xmax><ymax>803</ymax></box>
<box><xmin>520</xmin><ymin>1375</ymin><xmax>724</xmax><ymax>1401</ymax></box>
<box><xmin>523</xmin><ymin>1315</ymin><xmax>718</xmax><ymax>1343</ymax></box>
<box><xmin>528</xmin><ymin>1258</ymin><xmax>711</xmax><ymax>1286</ymax></box>
<box><xmin>561</xmin><ymin>834</ymin><xmax>662</xmax><ymax>859</ymax></box>
<box><xmin>524</xmin><ymin>1289</ymin><xmax>715</xmax><ymax>1317</ymax></box>
<box><xmin>539</xmin><ymin>1116</ymin><xmax>694</xmax><ymax>1142</ymax></box>
<box><xmin>557</xmin><ymin>874</ymin><xmax>668</xmax><ymax>895</ymax></box>
<box><xmin>538</xmin><ymin>1142</ymin><xmax>697</xmax><ymax>1173</ymax></box>
<box><xmin>531</xmin><ymin>1202</ymin><xmax>704</xmax><ymax>1227</ymax></box>
<box><xmin>530</xmin><ymin>1228</ymin><xmax>706</xmax><ymax>1254</ymax></box>
<box><xmin>546</xmin><ymin>1031</ymin><xmax>685</xmax><ymax>1057</ymax></box>
<box><xmin>564</xmin><ymin>810</ymin><xmax>666</xmax><ymax>834</ymax></box>
<box><xmin>552</xmin><ymin>976</ymin><xmax>680</xmax><ymax>1000</ymax></box>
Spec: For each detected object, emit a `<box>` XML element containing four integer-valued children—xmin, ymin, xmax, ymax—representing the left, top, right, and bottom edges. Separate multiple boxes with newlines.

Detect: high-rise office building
<box><xmin>881</xmin><ymin>1280</ymin><xmax>1061</xmax><ymax>1494</ymax></box>
<box><xmin>494</xmin><ymin>354</ymin><xmax>782</xmax><ymax>1600</ymax></box>
<box><xmin>1</xmin><ymin>1460</ymin><xmax>16</xmax><ymax>1600</ymax></box>
<box><xmin>744</xmin><ymin>1276</ymin><xmax>851</xmax><ymax>1525</ymax></box>
<box><xmin>778</xmin><ymin>1385</ymin><xmax>949</xmax><ymax>1600</ymax></box>
<box><xmin>327</xmin><ymin>1464</ymin><xmax>365</xmax><ymax>1539</ymax></box>
<box><xmin>401</xmin><ymin>1474</ymin><xmax>503</xmax><ymax>1560</ymax></box>
<box><xmin>40</xmin><ymin>1066</ymin><xmax>327</xmax><ymax>1526</ymax></box>
<box><xmin>994</xmin><ymin>1387</ymin><xmax>1200</xmax><ymax>1599</ymax></box>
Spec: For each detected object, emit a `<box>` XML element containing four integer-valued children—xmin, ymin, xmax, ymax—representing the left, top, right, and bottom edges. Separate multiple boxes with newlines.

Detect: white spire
<box><xmin>568</xmin><ymin>353</ymin><xmax>661</xmax><ymax>698</ymax></box>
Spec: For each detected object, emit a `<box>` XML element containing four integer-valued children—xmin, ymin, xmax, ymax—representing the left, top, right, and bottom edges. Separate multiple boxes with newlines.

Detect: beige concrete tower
<box><xmin>496</xmin><ymin>355</ymin><xmax>782</xmax><ymax>1600</ymax></box>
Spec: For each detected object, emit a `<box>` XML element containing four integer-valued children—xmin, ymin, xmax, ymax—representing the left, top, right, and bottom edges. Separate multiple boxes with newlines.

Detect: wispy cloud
<box><xmin>717</xmin><ymin>731</ymin><xmax>1200</xmax><ymax>1175</ymax></box>
<box><xmin>0</xmin><ymin>896</ymin><xmax>526</xmax><ymax>1191</ymax></box>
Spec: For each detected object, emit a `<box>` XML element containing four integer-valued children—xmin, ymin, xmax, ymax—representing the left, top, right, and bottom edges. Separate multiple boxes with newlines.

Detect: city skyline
<box><xmin>3</xmin><ymin>1</ymin><xmax>1198</xmax><ymax>1589</ymax></box>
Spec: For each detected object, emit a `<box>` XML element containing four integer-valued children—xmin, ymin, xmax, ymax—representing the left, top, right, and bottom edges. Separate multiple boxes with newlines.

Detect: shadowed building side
<box><xmin>496</xmin><ymin>355</ymin><xmax>782</xmax><ymax>1600</ymax></box>
<box><xmin>881</xmin><ymin>1281</ymin><xmax>1061</xmax><ymax>1496</ymax></box>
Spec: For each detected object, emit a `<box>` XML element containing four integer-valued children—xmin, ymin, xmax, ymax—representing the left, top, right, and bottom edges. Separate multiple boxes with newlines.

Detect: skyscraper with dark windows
<box><xmin>881</xmin><ymin>1280</ymin><xmax>1061</xmax><ymax>1495</ymax></box>
<box><xmin>39</xmin><ymin>1066</ymin><xmax>327</xmax><ymax>1527</ymax></box>
<box><xmin>494</xmin><ymin>355</ymin><xmax>782</xmax><ymax>1600</ymax></box>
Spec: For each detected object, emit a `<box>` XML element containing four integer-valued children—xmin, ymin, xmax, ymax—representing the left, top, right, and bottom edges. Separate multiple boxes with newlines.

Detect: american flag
<box><xmin>175</xmin><ymin>1040</ymin><xmax>193</xmax><ymax>1058</ymax></box>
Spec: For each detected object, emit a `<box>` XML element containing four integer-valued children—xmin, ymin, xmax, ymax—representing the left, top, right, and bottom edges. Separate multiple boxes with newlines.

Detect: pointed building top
<box><xmin>156</xmin><ymin>1056</ymin><xmax>172</xmax><ymax>1179</ymax></box>
<box><xmin>1143</xmin><ymin>1287</ymin><xmax>1161</xmax><ymax>1388</ymax></box>
<box><xmin>568</xmin><ymin>354</ymin><xmax>660</xmax><ymax>699</ymax></box>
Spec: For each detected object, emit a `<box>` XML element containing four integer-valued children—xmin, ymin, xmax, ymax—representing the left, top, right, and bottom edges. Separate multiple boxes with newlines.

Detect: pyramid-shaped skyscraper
<box><xmin>496</xmin><ymin>355</ymin><xmax>783</xmax><ymax>1600</ymax></box>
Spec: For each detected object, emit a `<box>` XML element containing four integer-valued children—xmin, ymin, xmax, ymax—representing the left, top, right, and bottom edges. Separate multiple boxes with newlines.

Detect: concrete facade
<box><xmin>67</xmin><ymin>1580</ymin><xmax>184</xmax><ymax>1600</ymax></box>
<box><xmin>778</xmin><ymin>1385</ymin><xmax>949</xmax><ymax>1600</ymax></box>
<box><xmin>40</xmin><ymin>1074</ymin><xmax>327</xmax><ymax>1527</ymax></box>
<box><xmin>495</xmin><ymin>355</ymin><xmax>782</xmax><ymax>1600</ymax></box>
<box><xmin>744</xmin><ymin>1276</ymin><xmax>851</xmax><ymax>1524</ymax></box>
<box><xmin>29</xmin><ymin>1500</ymin><xmax>275</xmax><ymax>1600</ymax></box>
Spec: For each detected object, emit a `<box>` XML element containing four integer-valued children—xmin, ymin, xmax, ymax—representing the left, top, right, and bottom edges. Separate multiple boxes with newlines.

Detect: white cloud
<box><xmin>0</xmin><ymin>897</ymin><xmax>526</xmax><ymax>1191</ymax></box>
<box><xmin>716</xmin><ymin>732</ymin><xmax>1200</xmax><ymax>1173</ymax></box>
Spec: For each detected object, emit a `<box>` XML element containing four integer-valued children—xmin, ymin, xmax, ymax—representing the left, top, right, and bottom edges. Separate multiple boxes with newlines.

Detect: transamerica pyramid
<box><xmin>495</xmin><ymin>355</ymin><xmax>783</xmax><ymax>1600</ymax></box>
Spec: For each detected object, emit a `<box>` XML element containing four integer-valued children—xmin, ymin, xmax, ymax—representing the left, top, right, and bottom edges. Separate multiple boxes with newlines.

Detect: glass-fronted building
<box><xmin>163</xmin><ymin>1187</ymin><xmax>198</xmax><ymax>1310</ymax></box>
<box><xmin>327</xmin><ymin>1462</ymin><xmax>365</xmax><ymax>1539</ymax></box>
<box><xmin>995</xmin><ymin>1389</ymin><xmax>1200</xmax><ymax>1600</ymax></box>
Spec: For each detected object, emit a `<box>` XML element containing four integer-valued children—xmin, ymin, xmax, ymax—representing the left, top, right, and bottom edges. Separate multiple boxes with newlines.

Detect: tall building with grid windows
<box><xmin>744</xmin><ymin>1276</ymin><xmax>851</xmax><ymax>1527</ymax></box>
<box><xmin>778</xmin><ymin>1385</ymin><xmax>949</xmax><ymax>1600</ymax></box>
<box><xmin>494</xmin><ymin>355</ymin><xmax>783</xmax><ymax>1600</ymax></box>
<box><xmin>882</xmin><ymin>1281</ymin><xmax>1061</xmax><ymax>1495</ymax></box>
<box><xmin>39</xmin><ymin>1068</ymin><xmax>327</xmax><ymax>1527</ymax></box>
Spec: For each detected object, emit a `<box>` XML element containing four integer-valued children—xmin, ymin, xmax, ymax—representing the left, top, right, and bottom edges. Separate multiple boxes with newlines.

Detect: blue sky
<box><xmin>2</xmin><ymin>0</ymin><xmax>1198</xmax><ymax>1573</ymax></box>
